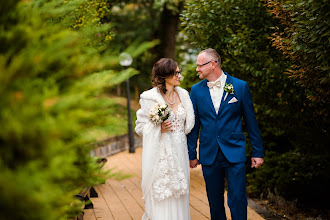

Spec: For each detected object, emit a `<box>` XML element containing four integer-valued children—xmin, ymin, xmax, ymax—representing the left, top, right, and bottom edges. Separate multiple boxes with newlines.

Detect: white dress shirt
<box><xmin>208</xmin><ymin>71</ymin><xmax>227</xmax><ymax>114</ymax></box>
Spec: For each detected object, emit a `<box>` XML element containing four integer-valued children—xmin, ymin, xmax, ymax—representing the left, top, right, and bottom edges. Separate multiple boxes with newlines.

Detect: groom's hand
<box><xmin>190</xmin><ymin>159</ymin><xmax>199</xmax><ymax>168</ymax></box>
<box><xmin>251</xmin><ymin>157</ymin><xmax>264</xmax><ymax>168</ymax></box>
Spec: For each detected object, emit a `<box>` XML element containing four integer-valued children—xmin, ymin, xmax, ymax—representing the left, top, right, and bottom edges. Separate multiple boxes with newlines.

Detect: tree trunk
<box><xmin>157</xmin><ymin>3</ymin><xmax>183</xmax><ymax>59</ymax></box>
<box><xmin>134</xmin><ymin>84</ymin><xmax>139</xmax><ymax>101</ymax></box>
<box><xmin>116</xmin><ymin>84</ymin><xmax>121</xmax><ymax>96</ymax></box>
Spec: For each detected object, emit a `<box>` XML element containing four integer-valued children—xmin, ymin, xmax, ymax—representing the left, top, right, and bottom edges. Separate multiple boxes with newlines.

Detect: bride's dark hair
<box><xmin>151</xmin><ymin>58</ymin><xmax>178</xmax><ymax>94</ymax></box>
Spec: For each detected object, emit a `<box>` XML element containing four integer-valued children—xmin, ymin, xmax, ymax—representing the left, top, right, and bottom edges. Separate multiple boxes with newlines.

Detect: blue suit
<box><xmin>187</xmin><ymin>72</ymin><xmax>264</xmax><ymax>220</ymax></box>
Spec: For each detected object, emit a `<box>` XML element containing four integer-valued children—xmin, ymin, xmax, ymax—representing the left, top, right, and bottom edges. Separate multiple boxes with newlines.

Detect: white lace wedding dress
<box><xmin>149</xmin><ymin>103</ymin><xmax>190</xmax><ymax>220</ymax></box>
<box><xmin>135</xmin><ymin>87</ymin><xmax>194</xmax><ymax>220</ymax></box>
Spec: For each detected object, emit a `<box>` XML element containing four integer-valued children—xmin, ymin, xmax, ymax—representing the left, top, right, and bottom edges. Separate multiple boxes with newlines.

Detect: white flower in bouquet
<box><xmin>149</xmin><ymin>103</ymin><xmax>171</xmax><ymax>125</ymax></box>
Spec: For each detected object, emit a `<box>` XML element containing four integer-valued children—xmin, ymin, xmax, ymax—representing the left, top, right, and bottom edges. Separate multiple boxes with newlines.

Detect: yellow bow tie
<box><xmin>207</xmin><ymin>80</ymin><xmax>221</xmax><ymax>89</ymax></box>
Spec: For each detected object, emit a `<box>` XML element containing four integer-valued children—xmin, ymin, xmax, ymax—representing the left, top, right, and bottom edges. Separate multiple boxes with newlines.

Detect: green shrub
<box><xmin>181</xmin><ymin>0</ymin><xmax>330</xmax><ymax>211</ymax></box>
<box><xmin>0</xmin><ymin>0</ymin><xmax>151</xmax><ymax>219</ymax></box>
<box><xmin>247</xmin><ymin>150</ymin><xmax>329</xmax><ymax>207</ymax></box>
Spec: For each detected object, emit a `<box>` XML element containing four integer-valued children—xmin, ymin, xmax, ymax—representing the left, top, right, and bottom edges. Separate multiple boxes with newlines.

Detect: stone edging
<box><xmin>248</xmin><ymin>199</ymin><xmax>284</xmax><ymax>220</ymax></box>
<box><xmin>90</xmin><ymin>133</ymin><xmax>142</xmax><ymax>158</ymax></box>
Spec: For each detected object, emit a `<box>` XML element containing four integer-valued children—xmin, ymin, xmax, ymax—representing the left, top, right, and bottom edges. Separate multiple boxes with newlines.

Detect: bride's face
<box><xmin>165</xmin><ymin>66</ymin><xmax>182</xmax><ymax>87</ymax></box>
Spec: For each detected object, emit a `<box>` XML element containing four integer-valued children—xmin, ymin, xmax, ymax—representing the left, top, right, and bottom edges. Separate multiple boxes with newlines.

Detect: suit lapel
<box><xmin>217</xmin><ymin>73</ymin><xmax>233</xmax><ymax>117</ymax></box>
<box><xmin>202</xmin><ymin>81</ymin><xmax>217</xmax><ymax>116</ymax></box>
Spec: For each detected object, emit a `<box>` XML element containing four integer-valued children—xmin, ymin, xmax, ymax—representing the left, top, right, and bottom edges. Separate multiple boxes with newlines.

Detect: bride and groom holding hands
<box><xmin>135</xmin><ymin>48</ymin><xmax>264</xmax><ymax>220</ymax></box>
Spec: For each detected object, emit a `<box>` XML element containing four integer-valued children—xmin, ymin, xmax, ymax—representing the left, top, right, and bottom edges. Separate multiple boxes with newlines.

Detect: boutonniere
<box><xmin>224</xmin><ymin>83</ymin><xmax>235</xmax><ymax>101</ymax></box>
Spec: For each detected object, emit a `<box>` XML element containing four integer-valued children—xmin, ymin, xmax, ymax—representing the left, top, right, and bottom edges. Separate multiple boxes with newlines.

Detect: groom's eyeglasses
<box><xmin>196</xmin><ymin>60</ymin><xmax>218</xmax><ymax>68</ymax></box>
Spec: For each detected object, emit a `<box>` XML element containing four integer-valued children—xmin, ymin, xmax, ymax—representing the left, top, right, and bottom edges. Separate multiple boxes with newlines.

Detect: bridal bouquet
<box><xmin>149</xmin><ymin>103</ymin><xmax>171</xmax><ymax>125</ymax></box>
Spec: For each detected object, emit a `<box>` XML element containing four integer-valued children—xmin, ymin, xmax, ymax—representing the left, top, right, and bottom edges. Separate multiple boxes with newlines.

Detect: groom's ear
<box><xmin>211</xmin><ymin>62</ymin><xmax>216</xmax><ymax>69</ymax></box>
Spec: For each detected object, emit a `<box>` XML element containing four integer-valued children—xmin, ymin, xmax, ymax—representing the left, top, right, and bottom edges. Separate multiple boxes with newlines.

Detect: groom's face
<box><xmin>196</xmin><ymin>53</ymin><xmax>212</xmax><ymax>80</ymax></box>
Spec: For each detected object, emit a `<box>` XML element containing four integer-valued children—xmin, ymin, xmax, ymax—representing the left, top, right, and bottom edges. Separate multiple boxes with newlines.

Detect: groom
<box><xmin>187</xmin><ymin>48</ymin><xmax>264</xmax><ymax>220</ymax></box>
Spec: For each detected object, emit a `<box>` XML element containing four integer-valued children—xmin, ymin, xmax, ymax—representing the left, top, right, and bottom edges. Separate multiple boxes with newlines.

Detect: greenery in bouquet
<box><xmin>149</xmin><ymin>103</ymin><xmax>171</xmax><ymax>125</ymax></box>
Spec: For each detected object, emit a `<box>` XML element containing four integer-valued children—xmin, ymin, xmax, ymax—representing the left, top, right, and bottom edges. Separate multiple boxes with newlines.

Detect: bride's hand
<box><xmin>161</xmin><ymin>120</ymin><xmax>173</xmax><ymax>133</ymax></box>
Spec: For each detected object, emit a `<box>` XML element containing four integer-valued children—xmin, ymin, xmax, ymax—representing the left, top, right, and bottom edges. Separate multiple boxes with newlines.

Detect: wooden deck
<box><xmin>84</xmin><ymin>147</ymin><xmax>265</xmax><ymax>220</ymax></box>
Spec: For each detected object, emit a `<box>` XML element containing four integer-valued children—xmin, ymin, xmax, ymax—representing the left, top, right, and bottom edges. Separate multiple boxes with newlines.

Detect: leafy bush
<box><xmin>181</xmin><ymin>0</ymin><xmax>329</xmax><ymax>211</ymax></box>
<box><xmin>0</xmin><ymin>0</ymin><xmax>151</xmax><ymax>219</ymax></box>
<box><xmin>262</xmin><ymin>0</ymin><xmax>330</xmax><ymax>105</ymax></box>
<box><xmin>247</xmin><ymin>150</ymin><xmax>329</xmax><ymax>206</ymax></box>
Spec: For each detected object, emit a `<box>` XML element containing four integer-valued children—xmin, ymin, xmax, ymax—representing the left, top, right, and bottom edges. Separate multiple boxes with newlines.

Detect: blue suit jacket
<box><xmin>187</xmin><ymin>72</ymin><xmax>264</xmax><ymax>165</ymax></box>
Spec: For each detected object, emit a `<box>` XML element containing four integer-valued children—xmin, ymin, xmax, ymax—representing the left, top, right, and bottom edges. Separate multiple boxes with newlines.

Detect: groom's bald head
<box><xmin>199</xmin><ymin>48</ymin><xmax>221</xmax><ymax>67</ymax></box>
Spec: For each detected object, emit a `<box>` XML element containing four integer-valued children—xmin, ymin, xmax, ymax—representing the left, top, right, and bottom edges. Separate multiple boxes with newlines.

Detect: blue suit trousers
<box><xmin>202</xmin><ymin>148</ymin><xmax>247</xmax><ymax>220</ymax></box>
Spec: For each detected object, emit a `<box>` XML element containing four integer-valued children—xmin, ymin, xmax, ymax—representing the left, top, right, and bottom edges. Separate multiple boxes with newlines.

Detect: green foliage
<box><xmin>181</xmin><ymin>0</ymin><xmax>330</xmax><ymax>209</ymax></box>
<box><xmin>104</xmin><ymin>1</ymin><xmax>162</xmax><ymax>92</ymax></box>
<box><xmin>263</xmin><ymin>0</ymin><xmax>330</xmax><ymax>106</ymax></box>
<box><xmin>0</xmin><ymin>0</ymin><xmax>151</xmax><ymax>219</ymax></box>
<box><xmin>247</xmin><ymin>150</ymin><xmax>330</xmax><ymax>206</ymax></box>
<box><xmin>153</xmin><ymin>0</ymin><xmax>184</xmax><ymax>12</ymax></box>
<box><xmin>103</xmin><ymin>0</ymin><xmax>184</xmax><ymax>94</ymax></box>
<box><xmin>179</xmin><ymin>63</ymin><xmax>199</xmax><ymax>90</ymax></box>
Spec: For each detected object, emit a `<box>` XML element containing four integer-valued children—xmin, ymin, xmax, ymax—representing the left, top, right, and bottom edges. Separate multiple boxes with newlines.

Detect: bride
<box><xmin>135</xmin><ymin>58</ymin><xmax>195</xmax><ymax>220</ymax></box>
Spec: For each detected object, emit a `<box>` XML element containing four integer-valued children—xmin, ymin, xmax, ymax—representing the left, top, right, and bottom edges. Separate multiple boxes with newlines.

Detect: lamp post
<box><xmin>119</xmin><ymin>52</ymin><xmax>135</xmax><ymax>153</ymax></box>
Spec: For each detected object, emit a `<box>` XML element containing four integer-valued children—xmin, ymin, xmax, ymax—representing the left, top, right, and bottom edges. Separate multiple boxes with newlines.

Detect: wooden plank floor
<box><xmin>84</xmin><ymin>147</ymin><xmax>264</xmax><ymax>220</ymax></box>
